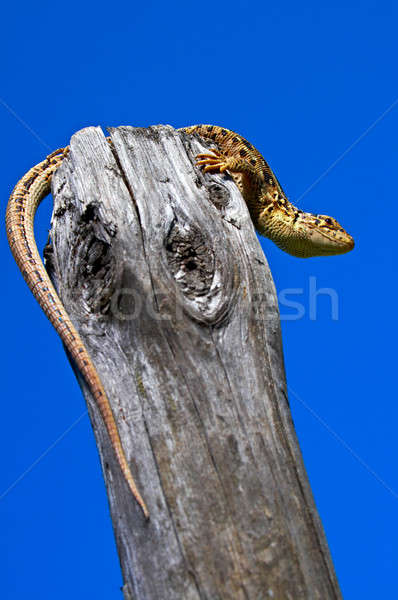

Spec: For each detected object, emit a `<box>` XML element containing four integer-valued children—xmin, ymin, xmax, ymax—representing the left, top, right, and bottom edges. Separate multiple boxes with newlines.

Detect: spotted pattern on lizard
<box><xmin>179</xmin><ymin>125</ymin><xmax>354</xmax><ymax>257</ymax></box>
<box><xmin>6</xmin><ymin>126</ymin><xmax>354</xmax><ymax>520</ymax></box>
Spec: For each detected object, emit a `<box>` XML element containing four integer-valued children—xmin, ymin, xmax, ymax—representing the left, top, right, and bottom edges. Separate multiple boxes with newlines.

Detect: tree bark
<box><xmin>46</xmin><ymin>125</ymin><xmax>342</xmax><ymax>599</ymax></box>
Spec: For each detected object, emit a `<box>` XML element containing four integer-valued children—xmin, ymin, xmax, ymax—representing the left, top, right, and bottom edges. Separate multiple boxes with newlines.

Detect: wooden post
<box><xmin>46</xmin><ymin>125</ymin><xmax>342</xmax><ymax>599</ymax></box>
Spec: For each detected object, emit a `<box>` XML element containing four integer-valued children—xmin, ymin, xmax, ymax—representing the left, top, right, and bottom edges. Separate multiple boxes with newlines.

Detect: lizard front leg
<box><xmin>195</xmin><ymin>149</ymin><xmax>266</xmax><ymax>217</ymax></box>
<box><xmin>196</xmin><ymin>148</ymin><xmax>259</xmax><ymax>177</ymax></box>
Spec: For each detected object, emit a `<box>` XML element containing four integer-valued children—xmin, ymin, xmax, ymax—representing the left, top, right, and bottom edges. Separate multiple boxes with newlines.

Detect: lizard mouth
<box><xmin>308</xmin><ymin>228</ymin><xmax>355</xmax><ymax>256</ymax></box>
<box><xmin>277</xmin><ymin>227</ymin><xmax>354</xmax><ymax>257</ymax></box>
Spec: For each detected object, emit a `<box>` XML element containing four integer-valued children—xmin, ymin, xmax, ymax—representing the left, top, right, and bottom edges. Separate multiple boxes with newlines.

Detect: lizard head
<box><xmin>295</xmin><ymin>212</ymin><xmax>355</xmax><ymax>257</ymax></box>
<box><xmin>270</xmin><ymin>210</ymin><xmax>355</xmax><ymax>258</ymax></box>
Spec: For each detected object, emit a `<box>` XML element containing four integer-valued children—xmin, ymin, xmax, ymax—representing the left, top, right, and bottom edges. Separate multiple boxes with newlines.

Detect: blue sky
<box><xmin>1</xmin><ymin>1</ymin><xmax>396</xmax><ymax>598</ymax></box>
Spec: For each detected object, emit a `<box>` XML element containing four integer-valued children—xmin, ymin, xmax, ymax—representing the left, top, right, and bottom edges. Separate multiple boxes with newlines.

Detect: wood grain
<box><xmin>46</xmin><ymin>125</ymin><xmax>341</xmax><ymax>599</ymax></box>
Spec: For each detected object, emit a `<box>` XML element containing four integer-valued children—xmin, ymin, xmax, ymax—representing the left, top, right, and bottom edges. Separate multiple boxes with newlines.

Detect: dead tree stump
<box><xmin>46</xmin><ymin>125</ymin><xmax>342</xmax><ymax>599</ymax></box>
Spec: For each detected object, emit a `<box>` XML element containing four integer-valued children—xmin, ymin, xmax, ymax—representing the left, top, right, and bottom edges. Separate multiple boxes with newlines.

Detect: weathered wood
<box><xmin>46</xmin><ymin>125</ymin><xmax>342</xmax><ymax>599</ymax></box>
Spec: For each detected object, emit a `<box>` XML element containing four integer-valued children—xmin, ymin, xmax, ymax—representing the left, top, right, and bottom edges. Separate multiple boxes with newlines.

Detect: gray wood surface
<box><xmin>47</xmin><ymin>125</ymin><xmax>342</xmax><ymax>599</ymax></box>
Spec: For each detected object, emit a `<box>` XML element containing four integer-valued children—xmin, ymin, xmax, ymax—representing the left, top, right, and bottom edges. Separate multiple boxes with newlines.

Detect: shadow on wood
<box><xmin>46</xmin><ymin>125</ymin><xmax>341</xmax><ymax>599</ymax></box>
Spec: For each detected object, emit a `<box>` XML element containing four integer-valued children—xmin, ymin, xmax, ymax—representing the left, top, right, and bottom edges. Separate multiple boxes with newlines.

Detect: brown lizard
<box><xmin>6</xmin><ymin>126</ymin><xmax>354</xmax><ymax>520</ymax></box>
<box><xmin>180</xmin><ymin>125</ymin><xmax>354</xmax><ymax>257</ymax></box>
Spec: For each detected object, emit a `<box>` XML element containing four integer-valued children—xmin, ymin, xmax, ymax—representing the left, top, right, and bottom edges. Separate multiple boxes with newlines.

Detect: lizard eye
<box><xmin>317</xmin><ymin>214</ymin><xmax>338</xmax><ymax>229</ymax></box>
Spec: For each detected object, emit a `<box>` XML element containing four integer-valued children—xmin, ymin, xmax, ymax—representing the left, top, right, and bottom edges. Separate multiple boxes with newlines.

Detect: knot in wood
<box><xmin>166</xmin><ymin>222</ymin><xmax>214</xmax><ymax>298</ymax></box>
<box><xmin>70</xmin><ymin>203</ymin><xmax>117</xmax><ymax>314</ymax></box>
<box><xmin>207</xmin><ymin>182</ymin><xmax>230</xmax><ymax>211</ymax></box>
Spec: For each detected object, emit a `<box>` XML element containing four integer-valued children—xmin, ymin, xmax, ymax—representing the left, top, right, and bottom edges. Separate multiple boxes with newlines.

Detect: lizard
<box><xmin>6</xmin><ymin>126</ymin><xmax>354</xmax><ymax>520</ymax></box>
<box><xmin>179</xmin><ymin>125</ymin><xmax>354</xmax><ymax>257</ymax></box>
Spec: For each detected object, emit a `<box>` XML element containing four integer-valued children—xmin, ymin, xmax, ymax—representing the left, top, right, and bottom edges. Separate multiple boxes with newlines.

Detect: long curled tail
<box><xmin>6</xmin><ymin>147</ymin><xmax>149</xmax><ymax>519</ymax></box>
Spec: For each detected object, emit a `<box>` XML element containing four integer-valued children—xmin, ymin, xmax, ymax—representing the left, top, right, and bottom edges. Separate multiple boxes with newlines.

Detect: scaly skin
<box><xmin>6</xmin><ymin>146</ymin><xmax>149</xmax><ymax>519</ymax></box>
<box><xmin>6</xmin><ymin>126</ymin><xmax>354</xmax><ymax>520</ymax></box>
<box><xmin>179</xmin><ymin>125</ymin><xmax>355</xmax><ymax>257</ymax></box>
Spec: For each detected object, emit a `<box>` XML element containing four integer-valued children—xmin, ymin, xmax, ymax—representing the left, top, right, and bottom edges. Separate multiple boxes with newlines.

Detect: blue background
<box><xmin>1</xmin><ymin>1</ymin><xmax>396</xmax><ymax>598</ymax></box>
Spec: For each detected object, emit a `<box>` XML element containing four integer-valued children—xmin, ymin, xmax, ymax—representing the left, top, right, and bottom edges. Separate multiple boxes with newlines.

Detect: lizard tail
<box><xmin>6</xmin><ymin>147</ymin><xmax>149</xmax><ymax>519</ymax></box>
